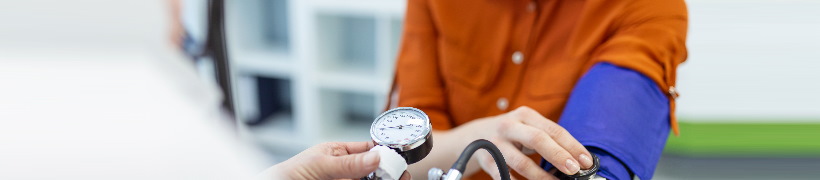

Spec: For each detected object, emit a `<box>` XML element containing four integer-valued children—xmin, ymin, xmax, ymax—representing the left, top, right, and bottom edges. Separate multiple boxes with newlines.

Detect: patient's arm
<box><xmin>541</xmin><ymin>62</ymin><xmax>672</xmax><ymax>180</ymax></box>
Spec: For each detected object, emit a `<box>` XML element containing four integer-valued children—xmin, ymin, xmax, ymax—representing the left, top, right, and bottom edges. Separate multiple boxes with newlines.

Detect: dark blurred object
<box><xmin>180</xmin><ymin>31</ymin><xmax>205</xmax><ymax>60</ymax></box>
<box><xmin>250</xmin><ymin>77</ymin><xmax>292</xmax><ymax>125</ymax></box>
<box><xmin>205</xmin><ymin>0</ymin><xmax>235</xmax><ymax>118</ymax></box>
<box><xmin>167</xmin><ymin>0</ymin><xmax>234</xmax><ymax>119</ymax></box>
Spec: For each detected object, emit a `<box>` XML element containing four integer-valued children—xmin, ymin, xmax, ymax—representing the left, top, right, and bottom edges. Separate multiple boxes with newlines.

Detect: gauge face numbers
<box><xmin>372</xmin><ymin>108</ymin><xmax>430</xmax><ymax>146</ymax></box>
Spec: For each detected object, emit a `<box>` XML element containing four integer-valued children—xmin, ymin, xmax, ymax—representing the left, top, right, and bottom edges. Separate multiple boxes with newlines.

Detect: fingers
<box><xmin>322</xmin><ymin>151</ymin><xmax>380</xmax><ymax>179</ymax></box>
<box><xmin>544</xmin><ymin>124</ymin><xmax>592</xmax><ymax>169</ymax></box>
<box><xmin>500</xmin><ymin>119</ymin><xmax>580</xmax><ymax>175</ymax></box>
<box><xmin>494</xmin><ymin>140</ymin><xmax>556</xmax><ymax>180</ymax></box>
<box><xmin>323</xmin><ymin>141</ymin><xmax>376</xmax><ymax>156</ymax></box>
<box><xmin>475</xmin><ymin>150</ymin><xmax>504</xmax><ymax>180</ymax></box>
<box><xmin>340</xmin><ymin>141</ymin><xmax>377</xmax><ymax>155</ymax></box>
<box><xmin>513</xmin><ymin>107</ymin><xmax>594</xmax><ymax>169</ymax></box>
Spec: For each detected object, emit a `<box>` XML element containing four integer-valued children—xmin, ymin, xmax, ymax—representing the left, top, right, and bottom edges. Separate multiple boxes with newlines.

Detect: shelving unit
<box><xmin>224</xmin><ymin>0</ymin><xmax>406</xmax><ymax>159</ymax></box>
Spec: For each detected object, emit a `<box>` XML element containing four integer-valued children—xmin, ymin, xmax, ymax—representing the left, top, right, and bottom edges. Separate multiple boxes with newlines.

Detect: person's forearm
<box><xmin>406</xmin><ymin>127</ymin><xmax>486</xmax><ymax>178</ymax></box>
<box><xmin>406</xmin><ymin>130</ymin><xmax>462</xmax><ymax>178</ymax></box>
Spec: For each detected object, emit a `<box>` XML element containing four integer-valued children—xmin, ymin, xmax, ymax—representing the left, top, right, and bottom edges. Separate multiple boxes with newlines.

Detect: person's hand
<box><xmin>259</xmin><ymin>141</ymin><xmax>411</xmax><ymax>180</ymax></box>
<box><xmin>457</xmin><ymin>106</ymin><xmax>594</xmax><ymax>180</ymax></box>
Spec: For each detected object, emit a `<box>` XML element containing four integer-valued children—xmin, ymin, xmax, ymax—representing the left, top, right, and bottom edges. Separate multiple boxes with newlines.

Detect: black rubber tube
<box><xmin>206</xmin><ymin>0</ymin><xmax>235</xmax><ymax>117</ymax></box>
<box><xmin>451</xmin><ymin>139</ymin><xmax>511</xmax><ymax>180</ymax></box>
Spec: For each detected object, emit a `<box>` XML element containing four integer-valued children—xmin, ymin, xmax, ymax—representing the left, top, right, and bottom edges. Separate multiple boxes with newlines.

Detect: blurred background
<box><xmin>1</xmin><ymin>0</ymin><xmax>819</xmax><ymax>179</ymax></box>
<box><xmin>224</xmin><ymin>0</ymin><xmax>820</xmax><ymax>179</ymax></box>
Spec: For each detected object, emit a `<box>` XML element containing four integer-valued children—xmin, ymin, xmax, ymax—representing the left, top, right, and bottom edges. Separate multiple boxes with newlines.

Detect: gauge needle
<box><xmin>384</xmin><ymin>125</ymin><xmax>412</xmax><ymax>129</ymax></box>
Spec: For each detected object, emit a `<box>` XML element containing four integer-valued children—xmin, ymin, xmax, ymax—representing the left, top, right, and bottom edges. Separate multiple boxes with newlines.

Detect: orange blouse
<box><xmin>390</xmin><ymin>0</ymin><xmax>687</xmax><ymax>179</ymax></box>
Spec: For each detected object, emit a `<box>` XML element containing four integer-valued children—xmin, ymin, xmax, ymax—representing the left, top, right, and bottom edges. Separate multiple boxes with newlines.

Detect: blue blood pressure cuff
<box><xmin>540</xmin><ymin>63</ymin><xmax>671</xmax><ymax>180</ymax></box>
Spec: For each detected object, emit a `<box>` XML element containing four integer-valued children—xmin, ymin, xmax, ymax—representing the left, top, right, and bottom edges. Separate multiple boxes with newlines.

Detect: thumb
<box><xmin>322</xmin><ymin>151</ymin><xmax>380</xmax><ymax>179</ymax></box>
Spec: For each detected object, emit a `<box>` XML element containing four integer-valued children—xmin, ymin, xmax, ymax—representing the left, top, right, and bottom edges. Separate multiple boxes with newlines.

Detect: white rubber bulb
<box><xmin>370</xmin><ymin>145</ymin><xmax>408</xmax><ymax>180</ymax></box>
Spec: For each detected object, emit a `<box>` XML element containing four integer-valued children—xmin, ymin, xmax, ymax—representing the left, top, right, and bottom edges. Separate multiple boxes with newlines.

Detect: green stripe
<box><xmin>663</xmin><ymin>121</ymin><xmax>820</xmax><ymax>157</ymax></box>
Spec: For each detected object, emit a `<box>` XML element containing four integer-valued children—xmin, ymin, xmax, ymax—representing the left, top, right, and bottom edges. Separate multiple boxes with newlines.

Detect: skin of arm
<box><xmin>259</xmin><ymin>141</ymin><xmax>411</xmax><ymax>180</ymax></box>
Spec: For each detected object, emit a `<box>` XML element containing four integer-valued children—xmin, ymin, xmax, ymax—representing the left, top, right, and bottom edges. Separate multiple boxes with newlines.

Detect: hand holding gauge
<box><xmin>270</xmin><ymin>107</ymin><xmax>598</xmax><ymax>180</ymax></box>
<box><xmin>362</xmin><ymin>107</ymin><xmax>433</xmax><ymax>180</ymax></box>
<box><xmin>368</xmin><ymin>108</ymin><xmax>513</xmax><ymax>180</ymax></box>
<box><xmin>370</xmin><ymin>107</ymin><xmax>434</xmax><ymax>164</ymax></box>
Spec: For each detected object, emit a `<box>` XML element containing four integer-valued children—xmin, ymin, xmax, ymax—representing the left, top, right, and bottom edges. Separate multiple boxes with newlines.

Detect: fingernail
<box><xmin>579</xmin><ymin>154</ymin><xmax>593</xmax><ymax>169</ymax></box>
<box><xmin>565</xmin><ymin>159</ymin><xmax>580</xmax><ymax>175</ymax></box>
<box><xmin>364</xmin><ymin>152</ymin><xmax>380</xmax><ymax>169</ymax></box>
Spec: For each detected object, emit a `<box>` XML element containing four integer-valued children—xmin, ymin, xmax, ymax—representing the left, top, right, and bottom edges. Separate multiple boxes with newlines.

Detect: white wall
<box><xmin>677</xmin><ymin>0</ymin><xmax>820</xmax><ymax>122</ymax></box>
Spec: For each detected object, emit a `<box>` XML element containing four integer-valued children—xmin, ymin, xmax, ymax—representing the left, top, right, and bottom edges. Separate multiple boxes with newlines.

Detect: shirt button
<box><xmin>512</xmin><ymin>51</ymin><xmax>524</xmax><ymax>65</ymax></box>
<box><xmin>497</xmin><ymin>97</ymin><xmax>509</xmax><ymax>111</ymax></box>
<box><xmin>527</xmin><ymin>1</ymin><xmax>536</xmax><ymax>12</ymax></box>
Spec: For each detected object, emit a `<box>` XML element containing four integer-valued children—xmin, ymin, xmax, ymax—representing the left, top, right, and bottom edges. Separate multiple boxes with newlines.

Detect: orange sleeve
<box><xmin>589</xmin><ymin>0</ymin><xmax>688</xmax><ymax>135</ymax></box>
<box><xmin>389</xmin><ymin>0</ymin><xmax>454</xmax><ymax>130</ymax></box>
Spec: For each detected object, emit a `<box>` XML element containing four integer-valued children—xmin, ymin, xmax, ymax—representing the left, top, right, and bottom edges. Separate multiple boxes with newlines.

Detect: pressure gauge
<box><xmin>554</xmin><ymin>154</ymin><xmax>604</xmax><ymax>180</ymax></box>
<box><xmin>370</xmin><ymin>107</ymin><xmax>433</xmax><ymax>164</ymax></box>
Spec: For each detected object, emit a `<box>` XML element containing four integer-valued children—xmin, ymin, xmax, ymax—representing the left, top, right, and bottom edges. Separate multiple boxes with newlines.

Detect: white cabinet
<box><xmin>225</xmin><ymin>0</ymin><xmax>406</xmax><ymax>160</ymax></box>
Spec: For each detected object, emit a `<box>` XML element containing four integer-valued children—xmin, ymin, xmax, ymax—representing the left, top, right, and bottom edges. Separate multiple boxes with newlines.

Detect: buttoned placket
<box><xmin>498</xmin><ymin>0</ymin><xmax>539</xmax><ymax>112</ymax></box>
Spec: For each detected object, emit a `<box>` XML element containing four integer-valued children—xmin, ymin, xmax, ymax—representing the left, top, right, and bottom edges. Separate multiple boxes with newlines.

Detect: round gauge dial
<box><xmin>370</xmin><ymin>107</ymin><xmax>433</xmax><ymax>164</ymax></box>
<box><xmin>372</xmin><ymin>108</ymin><xmax>430</xmax><ymax>145</ymax></box>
